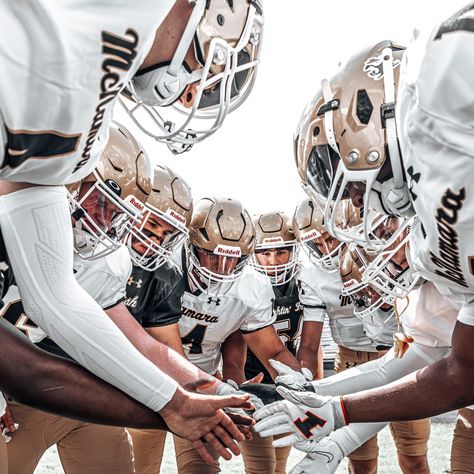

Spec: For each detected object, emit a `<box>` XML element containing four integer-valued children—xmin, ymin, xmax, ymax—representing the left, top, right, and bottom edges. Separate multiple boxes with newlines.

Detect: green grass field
<box><xmin>35</xmin><ymin>415</ymin><xmax>455</xmax><ymax>473</ymax></box>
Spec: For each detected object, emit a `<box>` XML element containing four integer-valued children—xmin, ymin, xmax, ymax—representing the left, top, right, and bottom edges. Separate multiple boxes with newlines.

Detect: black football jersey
<box><xmin>245</xmin><ymin>278</ymin><xmax>304</xmax><ymax>383</ymax></box>
<box><xmin>125</xmin><ymin>262</ymin><xmax>185</xmax><ymax>328</ymax></box>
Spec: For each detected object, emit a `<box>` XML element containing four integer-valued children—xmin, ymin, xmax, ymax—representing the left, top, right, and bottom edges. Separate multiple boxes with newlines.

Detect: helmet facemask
<box><xmin>69</xmin><ymin>176</ymin><xmax>143</xmax><ymax>260</ymax></box>
<box><xmin>252</xmin><ymin>242</ymin><xmax>299</xmax><ymax>286</ymax></box>
<box><xmin>121</xmin><ymin>0</ymin><xmax>263</xmax><ymax>154</ymax></box>
<box><xmin>129</xmin><ymin>206</ymin><xmax>189</xmax><ymax>271</ymax></box>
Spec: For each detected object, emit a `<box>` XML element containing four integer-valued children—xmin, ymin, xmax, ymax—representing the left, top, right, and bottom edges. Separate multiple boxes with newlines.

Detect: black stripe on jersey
<box><xmin>103</xmin><ymin>297</ymin><xmax>125</xmax><ymax>311</ymax></box>
<box><xmin>303</xmin><ymin>304</ymin><xmax>327</xmax><ymax>309</ymax></box>
<box><xmin>240</xmin><ymin>323</ymin><xmax>274</xmax><ymax>335</ymax></box>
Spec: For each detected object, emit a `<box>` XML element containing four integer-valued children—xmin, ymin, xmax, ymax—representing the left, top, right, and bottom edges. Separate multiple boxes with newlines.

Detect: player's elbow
<box><xmin>445</xmin><ymin>351</ymin><xmax>474</xmax><ymax>408</ymax></box>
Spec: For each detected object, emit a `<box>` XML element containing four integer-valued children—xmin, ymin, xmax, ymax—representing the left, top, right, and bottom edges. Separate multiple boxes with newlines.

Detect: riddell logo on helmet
<box><xmin>300</xmin><ymin>229</ymin><xmax>321</xmax><ymax>242</ymax></box>
<box><xmin>263</xmin><ymin>237</ymin><xmax>284</xmax><ymax>244</ymax></box>
<box><xmin>125</xmin><ymin>195</ymin><xmax>145</xmax><ymax>213</ymax></box>
<box><xmin>214</xmin><ymin>245</ymin><xmax>242</xmax><ymax>257</ymax></box>
<box><xmin>343</xmin><ymin>279</ymin><xmax>357</xmax><ymax>290</ymax></box>
<box><xmin>167</xmin><ymin>209</ymin><xmax>186</xmax><ymax>225</ymax></box>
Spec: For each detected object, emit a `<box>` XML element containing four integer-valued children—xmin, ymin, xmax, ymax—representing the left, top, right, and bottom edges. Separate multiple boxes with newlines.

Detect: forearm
<box><xmin>296</xmin><ymin>345</ymin><xmax>321</xmax><ymax>379</ymax></box>
<box><xmin>0</xmin><ymin>321</ymin><xmax>168</xmax><ymax>429</ymax></box>
<box><xmin>316</xmin><ymin>346</ymin><xmax>430</xmax><ymax>396</ymax></box>
<box><xmin>109</xmin><ymin>308</ymin><xmax>221</xmax><ymax>394</ymax></box>
<box><xmin>344</xmin><ymin>356</ymin><xmax>474</xmax><ymax>422</ymax></box>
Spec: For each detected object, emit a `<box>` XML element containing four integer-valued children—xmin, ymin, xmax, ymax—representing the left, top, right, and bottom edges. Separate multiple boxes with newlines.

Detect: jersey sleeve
<box><xmin>75</xmin><ymin>247</ymin><xmax>132</xmax><ymax>310</ymax></box>
<box><xmin>143</xmin><ymin>268</ymin><xmax>185</xmax><ymax>328</ymax></box>
<box><xmin>297</xmin><ymin>264</ymin><xmax>327</xmax><ymax>323</ymax></box>
<box><xmin>240</xmin><ymin>274</ymin><xmax>276</xmax><ymax>333</ymax></box>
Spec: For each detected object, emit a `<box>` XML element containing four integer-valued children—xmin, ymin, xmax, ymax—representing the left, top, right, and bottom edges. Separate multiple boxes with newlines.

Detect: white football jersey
<box><xmin>0</xmin><ymin>393</ymin><xmax>5</xmax><ymax>418</ymax></box>
<box><xmin>402</xmin><ymin>281</ymin><xmax>459</xmax><ymax>348</ymax></box>
<box><xmin>0</xmin><ymin>0</ymin><xmax>175</xmax><ymax>185</ymax></box>
<box><xmin>0</xmin><ymin>242</ymin><xmax>131</xmax><ymax>344</ymax></box>
<box><xmin>297</xmin><ymin>261</ymin><xmax>378</xmax><ymax>352</ymax></box>
<box><xmin>178</xmin><ymin>264</ymin><xmax>275</xmax><ymax>375</ymax></box>
<box><xmin>398</xmin><ymin>5</ymin><xmax>474</xmax><ymax>324</ymax></box>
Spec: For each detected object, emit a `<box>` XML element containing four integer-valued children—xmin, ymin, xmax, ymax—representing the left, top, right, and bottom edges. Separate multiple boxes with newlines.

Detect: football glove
<box><xmin>216</xmin><ymin>380</ymin><xmax>264</xmax><ymax>411</ymax></box>
<box><xmin>289</xmin><ymin>438</ymin><xmax>344</xmax><ymax>474</ymax></box>
<box><xmin>270</xmin><ymin>359</ymin><xmax>316</xmax><ymax>392</ymax></box>
<box><xmin>253</xmin><ymin>386</ymin><xmax>348</xmax><ymax>447</ymax></box>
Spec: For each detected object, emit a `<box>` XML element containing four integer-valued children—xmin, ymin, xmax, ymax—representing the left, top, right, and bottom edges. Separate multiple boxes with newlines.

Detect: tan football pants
<box><xmin>128</xmin><ymin>428</ymin><xmax>168</xmax><ymax>474</ymax></box>
<box><xmin>0</xmin><ymin>436</ymin><xmax>7</xmax><ymax>474</ymax></box>
<box><xmin>451</xmin><ymin>407</ymin><xmax>474</xmax><ymax>473</ymax></box>
<box><xmin>335</xmin><ymin>346</ymin><xmax>431</xmax><ymax>461</ymax></box>
<box><xmin>7</xmin><ymin>399</ymin><xmax>133</xmax><ymax>474</ymax></box>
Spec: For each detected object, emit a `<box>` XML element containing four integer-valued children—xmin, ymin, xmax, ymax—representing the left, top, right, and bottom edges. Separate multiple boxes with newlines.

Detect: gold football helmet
<box><xmin>293</xmin><ymin>196</ymin><xmax>361</xmax><ymax>271</ymax></box>
<box><xmin>251</xmin><ymin>211</ymin><xmax>299</xmax><ymax>286</ymax></box>
<box><xmin>295</xmin><ymin>41</ymin><xmax>410</xmax><ymax>249</ymax></box>
<box><xmin>68</xmin><ymin>124</ymin><xmax>153</xmax><ymax>260</ymax></box>
<box><xmin>186</xmin><ymin>196</ymin><xmax>255</xmax><ymax>291</ymax></box>
<box><xmin>122</xmin><ymin>0</ymin><xmax>264</xmax><ymax>153</ymax></box>
<box><xmin>129</xmin><ymin>164</ymin><xmax>193</xmax><ymax>270</ymax></box>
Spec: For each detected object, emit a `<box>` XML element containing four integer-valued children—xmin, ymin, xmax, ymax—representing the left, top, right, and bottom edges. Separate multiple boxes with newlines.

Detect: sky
<box><xmin>115</xmin><ymin>0</ymin><xmax>468</xmax><ymax>218</ymax></box>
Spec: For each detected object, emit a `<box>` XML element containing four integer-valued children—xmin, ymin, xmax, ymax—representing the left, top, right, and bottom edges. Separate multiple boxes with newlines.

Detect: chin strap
<box><xmin>381</xmin><ymin>47</ymin><xmax>413</xmax><ymax>216</ymax></box>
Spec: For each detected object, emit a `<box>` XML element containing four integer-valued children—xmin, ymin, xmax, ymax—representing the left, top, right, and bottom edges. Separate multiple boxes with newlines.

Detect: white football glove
<box><xmin>253</xmin><ymin>386</ymin><xmax>348</xmax><ymax>447</ymax></box>
<box><xmin>289</xmin><ymin>438</ymin><xmax>344</xmax><ymax>474</ymax></box>
<box><xmin>216</xmin><ymin>380</ymin><xmax>264</xmax><ymax>411</ymax></box>
<box><xmin>270</xmin><ymin>359</ymin><xmax>315</xmax><ymax>392</ymax></box>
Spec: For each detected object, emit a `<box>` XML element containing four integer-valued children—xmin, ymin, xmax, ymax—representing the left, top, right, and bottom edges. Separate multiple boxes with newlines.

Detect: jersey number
<box><xmin>274</xmin><ymin>316</ymin><xmax>304</xmax><ymax>345</ymax></box>
<box><xmin>182</xmin><ymin>324</ymin><xmax>208</xmax><ymax>355</ymax></box>
<box><xmin>4</xmin><ymin>127</ymin><xmax>81</xmax><ymax>169</ymax></box>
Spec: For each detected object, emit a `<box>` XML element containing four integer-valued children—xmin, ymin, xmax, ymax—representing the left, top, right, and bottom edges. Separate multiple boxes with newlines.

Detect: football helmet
<box><xmin>362</xmin><ymin>216</ymin><xmax>422</xmax><ymax>300</ymax></box>
<box><xmin>129</xmin><ymin>164</ymin><xmax>193</xmax><ymax>270</ymax></box>
<box><xmin>186</xmin><ymin>196</ymin><xmax>255</xmax><ymax>292</ymax></box>
<box><xmin>121</xmin><ymin>0</ymin><xmax>264</xmax><ymax>153</ymax></box>
<box><xmin>68</xmin><ymin>124</ymin><xmax>152</xmax><ymax>260</ymax></box>
<box><xmin>339</xmin><ymin>244</ymin><xmax>391</xmax><ymax>321</ymax></box>
<box><xmin>250</xmin><ymin>212</ymin><xmax>299</xmax><ymax>286</ymax></box>
<box><xmin>294</xmin><ymin>41</ymin><xmax>410</xmax><ymax>249</ymax></box>
<box><xmin>292</xmin><ymin>196</ymin><xmax>361</xmax><ymax>271</ymax></box>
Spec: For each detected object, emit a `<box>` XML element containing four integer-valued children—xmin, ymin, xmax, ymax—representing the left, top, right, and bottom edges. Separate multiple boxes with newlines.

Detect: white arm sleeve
<box><xmin>315</xmin><ymin>342</ymin><xmax>448</xmax><ymax>396</ymax></box>
<box><xmin>330</xmin><ymin>422</ymin><xmax>388</xmax><ymax>457</ymax></box>
<box><xmin>0</xmin><ymin>186</ymin><xmax>178</xmax><ymax>411</ymax></box>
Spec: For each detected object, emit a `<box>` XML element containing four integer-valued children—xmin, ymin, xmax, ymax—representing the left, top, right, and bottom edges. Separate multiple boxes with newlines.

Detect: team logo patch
<box><xmin>363</xmin><ymin>53</ymin><xmax>400</xmax><ymax>81</ymax></box>
<box><xmin>213</xmin><ymin>244</ymin><xmax>242</xmax><ymax>257</ymax></box>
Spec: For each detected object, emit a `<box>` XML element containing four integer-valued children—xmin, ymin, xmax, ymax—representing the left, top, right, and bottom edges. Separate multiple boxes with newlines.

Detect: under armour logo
<box><xmin>407</xmin><ymin>166</ymin><xmax>421</xmax><ymax>202</ymax></box>
<box><xmin>127</xmin><ymin>276</ymin><xmax>142</xmax><ymax>288</ymax></box>
<box><xmin>293</xmin><ymin>411</ymin><xmax>327</xmax><ymax>439</ymax></box>
<box><xmin>207</xmin><ymin>297</ymin><xmax>221</xmax><ymax>306</ymax></box>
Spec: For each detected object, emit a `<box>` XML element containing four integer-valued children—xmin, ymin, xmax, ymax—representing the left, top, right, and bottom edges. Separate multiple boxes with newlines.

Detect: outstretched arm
<box><xmin>0</xmin><ymin>318</ymin><xmax>167</xmax><ymax>428</ymax></box>
<box><xmin>345</xmin><ymin>321</ymin><xmax>474</xmax><ymax>422</ymax></box>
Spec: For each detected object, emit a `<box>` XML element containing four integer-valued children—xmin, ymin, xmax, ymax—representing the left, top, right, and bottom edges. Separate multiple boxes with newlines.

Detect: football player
<box><xmin>230</xmin><ymin>211</ymin><xmax>308</xmax><ymax>474</ymax></box>
<box><xmin>270</xmin><ymin>9</ymin><xmax>474</xmax><ymax>443</ymax></box>
<box><xmin>125</xmin><ymin>164</ymin><xmax>194</xmax><ymax>474</ymax></box>
<box><xmin>289</xmin><ymin>199</ymin><xmax>430</xmax><ymax>474</ymax></box>
<box><xmin>173</xmin><ymin>197</ymin><xmax>307</xmax><ymax>474</ymax></box>
<box><xmin>1</xmin><ymin>126</ymin><xmax>252</xmax><ymax>469</ymax></box>
<box><xmin>0</xmin><ymin>0</ymin><xmax>262</xmax><ymax>455</ymax></box>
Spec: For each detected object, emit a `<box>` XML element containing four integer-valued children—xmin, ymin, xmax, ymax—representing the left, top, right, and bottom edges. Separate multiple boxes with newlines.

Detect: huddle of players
<box><xmin>0</xmin><ymin>121</ymin><xmax>446</xmax><ymax>474</ymax></box>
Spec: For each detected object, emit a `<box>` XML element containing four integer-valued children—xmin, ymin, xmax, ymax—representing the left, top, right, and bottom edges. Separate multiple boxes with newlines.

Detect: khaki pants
<box><xmin>128</xmin><ymin>428</ymin><xmax>168</xmax><ymax>474</ymax></box>
<box><xmin>174</xmin><ymin>434</ymin><xmax>220</xmax><ymax>474</ymax></box>
<box><xmin>0</xmin><ymin>436</ymin><xmax>7</xmax><ymax>474</ymax></box>
<box><xmin>335</xmin><ymin>346</ymin><xmax>430</xmax><ymax>461</ymax></box>
<box><xmin>240</xmin><ymin>432</ymin><xmax>291</xmax><ymax>474</ymax></box>
<box><xmin>451</xmin><ymin>407</ymin><xmax>474</xmax><ymax>473</ymax></box>
<box><xmin>7</xmin><ymin>399</ymin><xmax>133</xmax><ymax>474</ymax></box>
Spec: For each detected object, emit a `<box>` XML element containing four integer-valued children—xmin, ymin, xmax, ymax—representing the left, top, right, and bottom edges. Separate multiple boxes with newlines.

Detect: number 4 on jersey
<box><xmin>182</xmin><ymin>324</ymin><xmax>208</xmax><ymax>355</ymax></box>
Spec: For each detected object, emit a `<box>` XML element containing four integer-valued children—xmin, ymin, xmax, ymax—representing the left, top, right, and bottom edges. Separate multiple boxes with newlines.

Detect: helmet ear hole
<box><xmin>199</xmin><ymin>227</ymin><xmax>210</xmax><ymax>241</ymax></box>
<box><xmin>356</xmin><ymin>89</ymin><xmax>373</xmax><ymax>124</ymax></box>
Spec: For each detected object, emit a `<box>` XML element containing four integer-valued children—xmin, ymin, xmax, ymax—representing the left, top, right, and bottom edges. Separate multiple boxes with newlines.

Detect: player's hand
<box><xmin>253</xmin><ymin>386</ymin><xmax>348</xmax><ymax>447</ymax></box>
<box><xmin>217</xmin><ymin>376</ymin><xmax>265</xmax><ymax>411</ymax></box>
<box><xmin>160</xmin><ymin>380</ymin><xmax>254</xmax><ymax>464</ymax></box>
<box><xmin>289</xmin><ymin>438</ymin><xmax>344</xmax><ymax>474</ymax></box>
<box><xmin>270</xmin><ymin>359</ymin><xmax>315</xmax><ymax>392</ymax></box>
<box><xmin>0</xmin><ymin>404</ymin><xmax>18</xmax><ymax>443</ymax></box>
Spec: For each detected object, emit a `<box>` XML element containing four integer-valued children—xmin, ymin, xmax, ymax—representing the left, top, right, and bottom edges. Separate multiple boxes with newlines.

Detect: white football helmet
<box><xmin>251</xmin><ymin>212</ymin><xmax>299</xmax><ymax>286</ymax></box>
<box><xmin>121</xmin><ymin>0</ymin><xmax>264</xmax><ymax>153</ymax></box>
<box><xmin>68</xmin><ymin>124</ymin><xmax>152</xmax><ymax>260</ymax></box>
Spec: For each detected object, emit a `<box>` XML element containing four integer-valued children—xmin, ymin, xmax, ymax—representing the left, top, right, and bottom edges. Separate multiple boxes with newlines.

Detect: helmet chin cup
<box><xmin>132</xmin><ymin>65</ymin><xmax>190</xmax><ymax>107</ymax></box>
<box><xmin>380</xmin><ymin>179</ymin><xmax>414</xmax><ymax>217</ymax></box>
